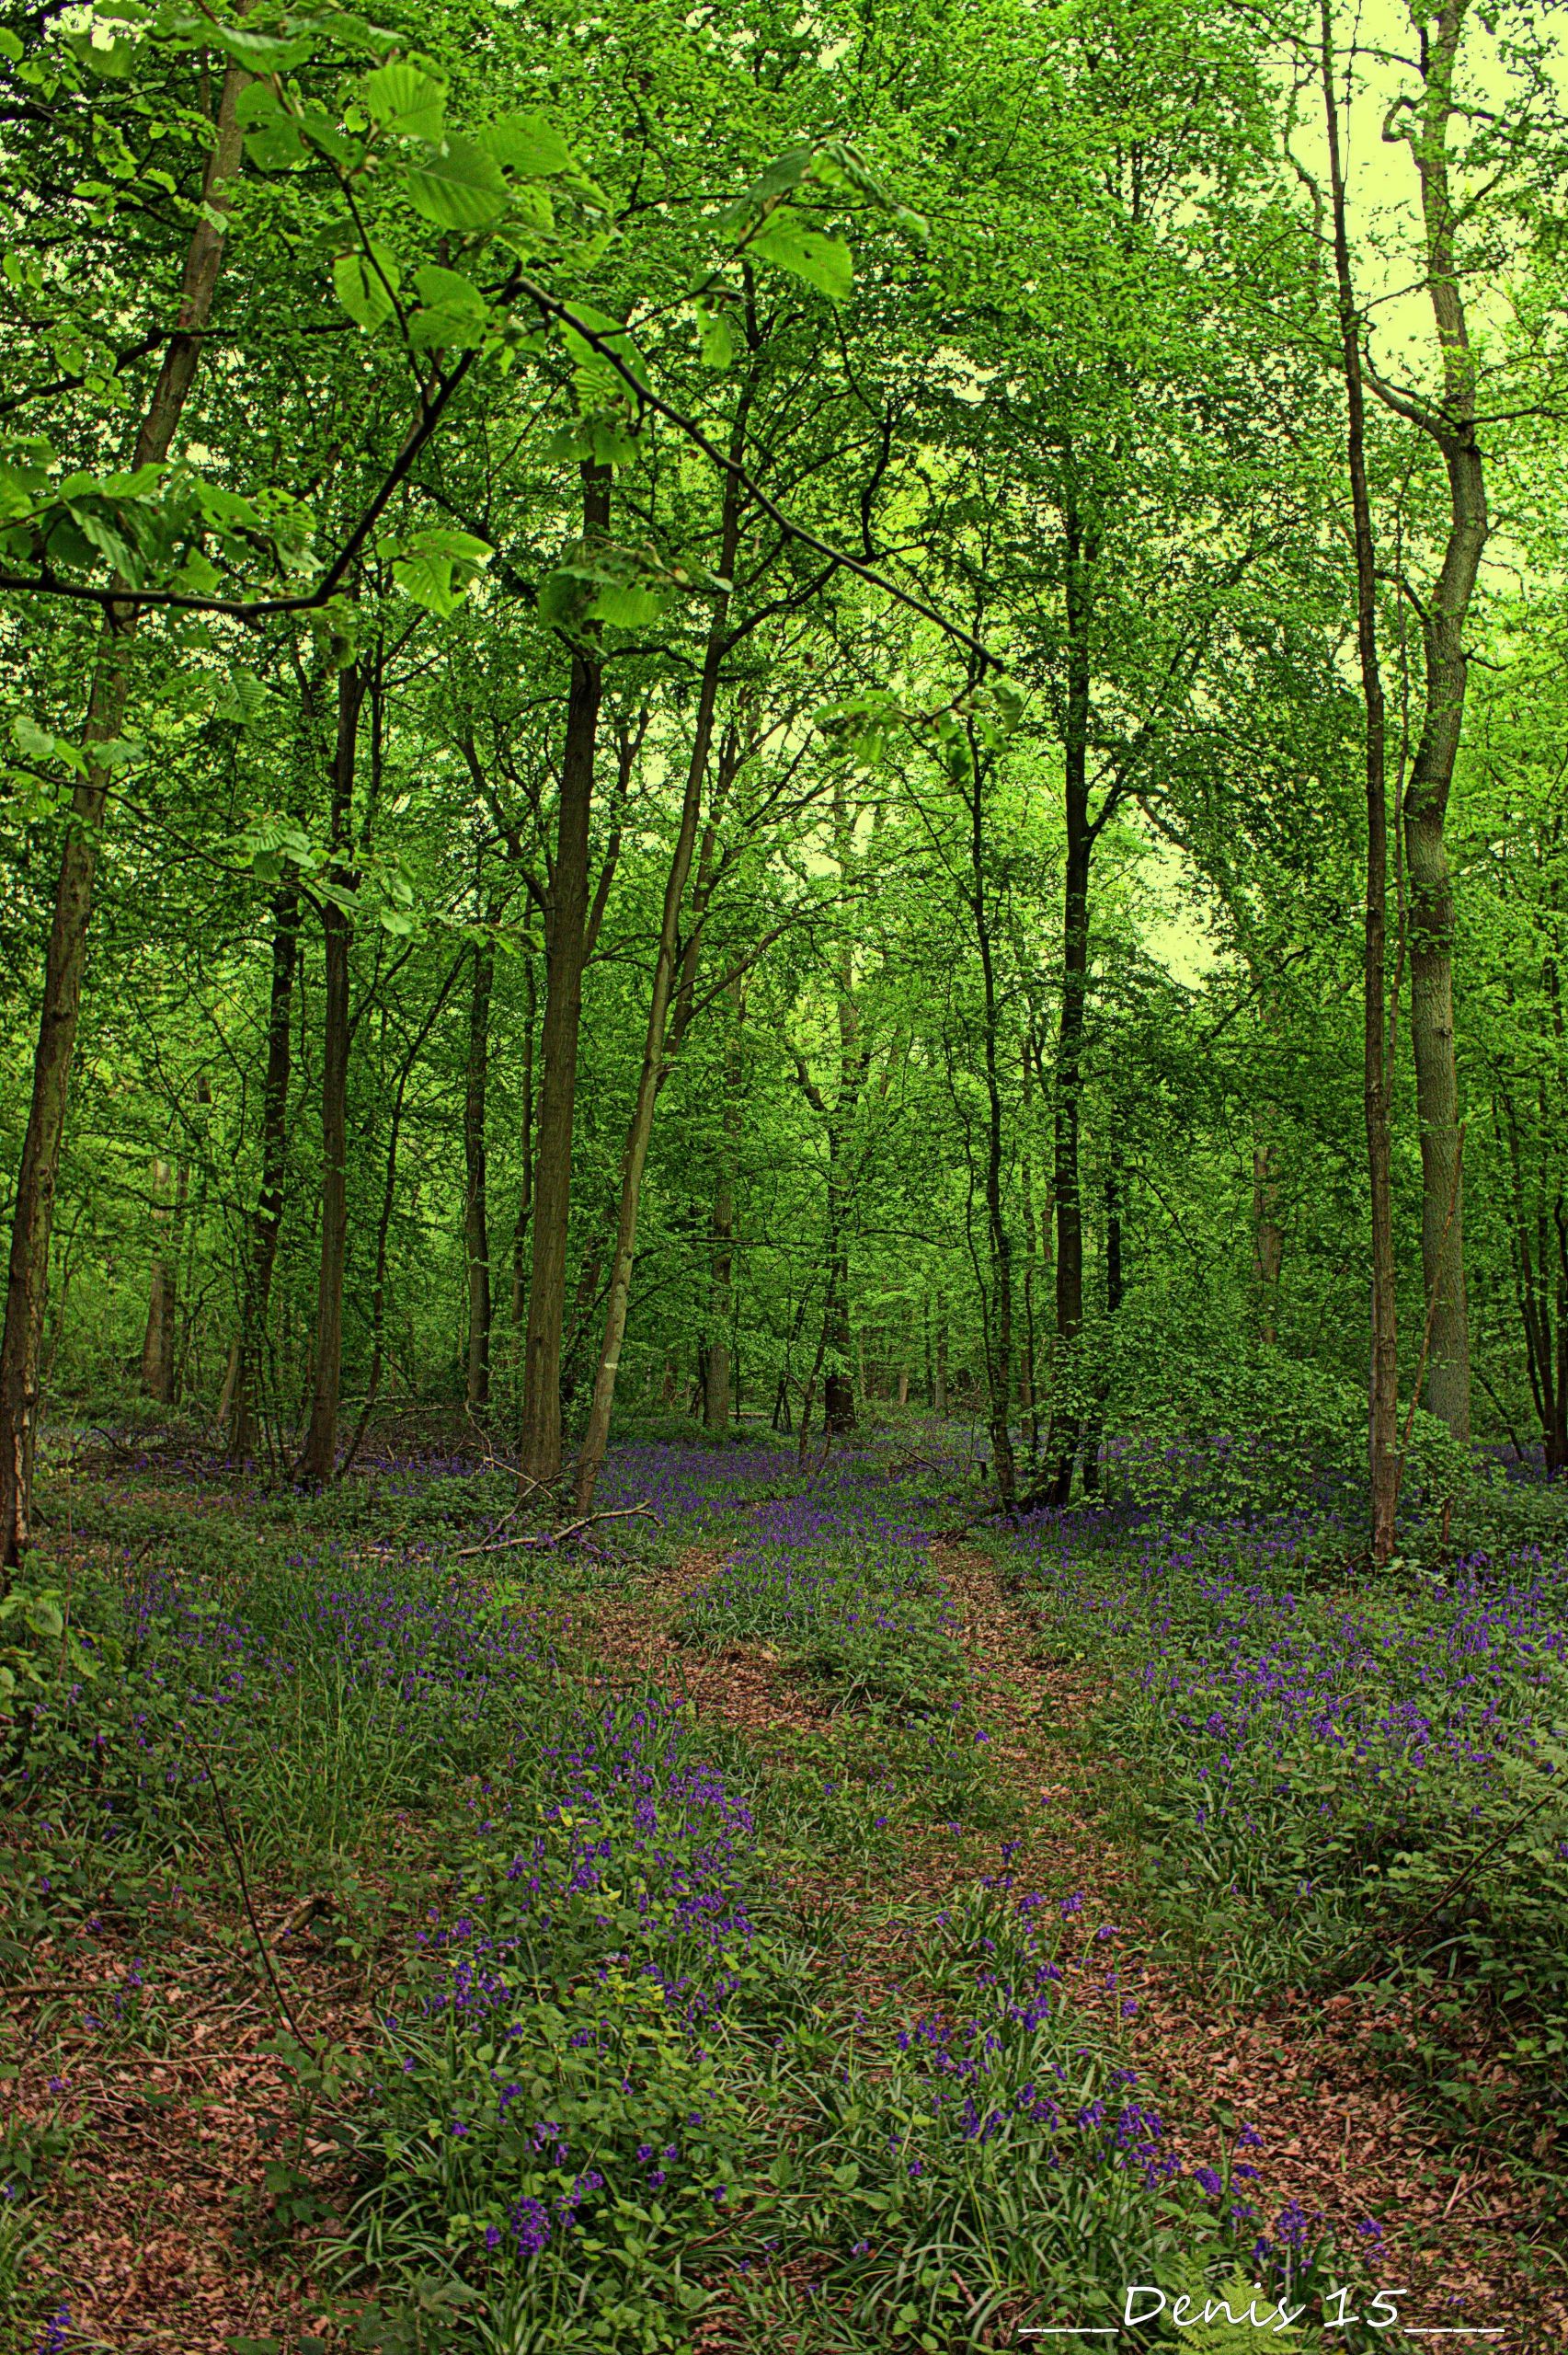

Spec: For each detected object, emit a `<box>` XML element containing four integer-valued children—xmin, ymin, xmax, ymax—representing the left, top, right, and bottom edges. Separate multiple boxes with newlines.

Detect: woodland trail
<box><xmin>588</xmin><ymin>1541</ymin><xmax>1565</xmax><ymax>2351</ymax></box>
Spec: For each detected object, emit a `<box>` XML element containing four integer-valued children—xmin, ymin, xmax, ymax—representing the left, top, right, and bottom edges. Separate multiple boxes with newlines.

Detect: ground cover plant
<box><xmin>9</xmin><ymin>0</ymin><xmax>1568</xmax><ymax>2338</ymax></box>
<box><xmin>8</xmin><ymin>1428</ymin><xmax>1566</xmax><ymax>2351</ymax></box>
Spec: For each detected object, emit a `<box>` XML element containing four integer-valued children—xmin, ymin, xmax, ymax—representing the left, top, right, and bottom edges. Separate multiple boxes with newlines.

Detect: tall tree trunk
<box><xmin>822</xmin><ymin>796</ymin><xmax>864</xmax><ymax>1439</ymax></box>
<box><xmin>573</xmin><ymin>454</ymin><xmax>745</xmax><ymax>1508</ymax></box>
<box><xmin>227</xmin><ymin>878</ymin><xmax>300</xmax><ymax>1456</ymax></box>
<box><xmin>1043</xmin><ymin>510</ymin><xmax>1098</xmax><ymax>1508</ymax></box>
<box><xmin>297</xmin><ymin>663</ymin><xmax>366</xmax><ymax>1487</ymax></box>
<box><xmin>340</xmin><ymin>953</ymin><xmax>465</xmax><ymax>1476</ymax></box>
<box><xmin>933</xmin><ymin>1292</ymin><xmax>949</xmax><ymax>1416</ymax></box>
<box><xmin>1322</xmin><ymin>0</ymin><xmax>1400</xmax><ymax>1564</ymax></box>
<box><xmin>141</xmin><ymin>1159</ymin><xmax>178</xmax><ymax>1406</ymax></box>
<box><xmin>510</xmin><ymin>951</ymin><xmax>536</xmax><ymax>1332</ymax></box>
<box><xmin>520</xmin><ymin>464</ymin><xmax>611</xmax><ymax>1489</ymax></box>
<box><xmin>0</xmin><ymin>61</ymin><xmax>249</xmax><ymax>1567</ymax></box>
<box><xmin>1253</xmin><ymin>1138</ymin><xmax>1284</xmax><ymax>1345</ymax></box>
<box><xmin>704</xmin><ymin>982</ymin><xmax>745</xmax><ymax>1436</ymax></box>
<box><xmin>464</xmin><ymin>931</ymin><xmax>495</xmax><ymax>1410</ymax></box>
<box><xmin>966</xmin><ymin>741</ymin><xmax>1017</xmax><ymax>1509</ymax></box>
<box><xmin>1391</xmin><ymin>0</ymin><xmax>1486</xmax><ymax>1445</ymax></box>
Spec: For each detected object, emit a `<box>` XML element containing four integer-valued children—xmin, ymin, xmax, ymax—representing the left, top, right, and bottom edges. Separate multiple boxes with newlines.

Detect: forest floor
<box><xmin>4</xmin><ymin>1426</ymin><xmax>1565</xmax><ymax>2354</ymax></box>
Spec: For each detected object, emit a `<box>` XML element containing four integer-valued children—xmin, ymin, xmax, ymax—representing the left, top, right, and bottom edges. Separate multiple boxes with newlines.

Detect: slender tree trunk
<box><xmin>464</xmin><ymin>931</ymin><xmax>494</xmax><ymax>1410</ymax></box>
<box><xmin>298</xmin><ymin>663</ymin><xmax>366</xmax><ymax>1487</ymax></box>
<box><xmin>573</xmin><ymin>456</ymin><xmax>745</xmax><ymax>1507</ymax></box>
<box><xmin>1044</xmin><ymin>514</ymin><xmax>1098</xmax><ymax>1507</ymax></box>
<box><xmin>1391</xmin><ymin>0</ymin><xmax>1486</xmax><ymax>1445</ymax></box>
<box><xmin>704</xmin><ymin>982</ymin><xmax>745</xmax><ymax>1436</ymax></box>
<box><xmin>227</xmin><ymin>879</ymin><xmax>300</xmax><ymax>1456</ymax></box>
<box><xmin>141</xmin><ymin>1159</ymin><xmax>178</xmax><ymax>1405</ymax></box>
<box><xmin>1322</xmin><ymin>0</ymin><xmax>1400</xmax><ymax>1563</ymax></box>
<box><xmin>519</xmin><ymin>465</ymin><xmax>610</xmax><ymax>1491</ymax></box>
<box><xmin>1253</xmin><ymin>1139</ymin><xmax>1284</xmax><ymax>1344</ymax></box>
<box><xmin>510</xmin><ymin>952</ymin><xmax>536</xmax><ymax>1333</ymax></box>
<box><xmin>933</xmin><ymin>1292</ymin><xmax>949</xmax><ymax>1417</ymax></box>
<box><xmin>0</xmin><ymin>61</ymin><xmax>249</xmax><ymax>1567</ymax></box>
<box><xmin>340</xmin><ymin>954</ymin><xmax>465</xmax><ymax>1476</ymax></box>
<box><xmin>967</xmin><ymin>743</ymin><xmax>1017</xmax><ymax>1509</ymax></box>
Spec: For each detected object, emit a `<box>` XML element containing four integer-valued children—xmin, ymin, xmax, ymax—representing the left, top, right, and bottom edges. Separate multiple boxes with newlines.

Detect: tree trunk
<box><xmin>0</xmin><ymin>61</ymin><xmax>249</xmax><ymax>1567</ymax></box>
<box><xmin>704</xmin><ymin>982</ymin><xmax>745</xmax><ymax>1436</ymax></box>
<box><xmin>1322</xmin><ymin>0</ymin><xmax>1400</xmax><ymax>1563</ymax></box>
<box><xmin>933</xmin><ymin>1292</ymin><xmax>949</xmax><ymax>1416</ymax></box>
<box><xmin>141</xmin><ymin>1158</ymin><xmax>178</xmax><ymax>1406</ymax></box>
<box><xmin>227</xmin><ymin>878</ymin><xmax>300</xmax><ymax>1456</ymax></box>
<box><xmin>519</xmin><ymin>465</ymin><xmax>611</xmax><ymax>1491</ymax></box>
<box><xmin>1043</xmin><ymin>512</ymin><xmax>1098</xmax><ymax>1508</ymax></box>
<box><xmin>297</xmin><ymin>663</ymin><xmax>366</xmax><ymax>1487</ymax></box>
<box><xmin>966</xmin><ymin>740</ymin><xmax>1017</xmax><ymax>1509</ymax></box>
<box><xmin>572</xmin><ymin>453</ymin><xmax>745</xmax><ymax>1508</ymax></box>
<box><xmin>340</xmin><ymin>953</ymin><xmax>465</xmax><ymax>1476</ymax></box>
<box><xmin>1393</xmin><ymin>0</ymin><xmax>1486</xmax><ymax>1446</ymax></box>
<box><xmin>464</xmin><ymin>931</ymin><xmax>494</xmax><ymax>1410</ymax></box>
<box><xmin>510</xmin><ymin>951</ymin><xmax>536</xmax><ymax>1332</ymax></box>
<box><xmin>1253</xmin><ymin>1138</ymin><xmax>1284</xmax><ymax>1345</ymax></box>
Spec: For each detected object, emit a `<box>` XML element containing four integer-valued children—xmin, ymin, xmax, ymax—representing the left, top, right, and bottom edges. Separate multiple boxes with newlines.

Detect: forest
<box><xmin>4</xmin><ymin>0</ymin><xmax>1568</xmax><ymax>2346</ymax></box>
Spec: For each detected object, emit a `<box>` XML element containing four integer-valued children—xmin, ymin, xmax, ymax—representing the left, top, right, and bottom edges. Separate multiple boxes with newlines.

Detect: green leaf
<box><xmin>412</xmin><ymin>263</ymin><xmax>486</xmax><ymax>311</ymax></box>
<box><xmin>587</xmin><ymin>580</ymin><xmax>668</xmax><ymax>628</ymax></box>
<box><xmin>696</xmin><ymin>304</ymin><xmax>735</xmax><ymax>371</ymax></box>
<box><xmin>362</xmin><ymin>61</ymin><xmax>446</xmax><ymax>142</ymax></box>
<box><xmin>406</xmin><ymin>264</ymin><xmax>491</xmax><ymax>348</ymax></box>
<box><xmin>387</xmin><ymin>525</ymin><xmax>492</xmax><ymax>615</ymax></box>
<box><xmin>235</xmin><ymin>82</ymin><xmax>305</xmax><ymax>170</ymax></box>
<box><xmin>748</xmin><ymin>215</ymin><xmax>852</xmax><ymax>302</ymax></box>
<box><xmin>74</xmin><ymin>32</ymin><xmax>134</xmax><ymax>78</ymax></box>
<box><xmin>484</xmin><ymin>110</ymin><xmax>571</xmax><ymax>177</ymax></box>
<box><xmin>403</xmin><ymin>138</ymin><xmax>509</xmax><ymax>232</ymax></box>
<box><xmin>334</xmin><ymin>244</ymin><xmax>401</xmax><ymax>332</ymax></box>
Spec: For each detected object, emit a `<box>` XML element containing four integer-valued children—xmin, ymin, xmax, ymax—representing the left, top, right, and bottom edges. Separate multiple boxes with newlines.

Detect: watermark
<box><xmin>1017</xmin><ymin>2284</ymin><xmax>1505</xmax><ymax>2338</ymax></box>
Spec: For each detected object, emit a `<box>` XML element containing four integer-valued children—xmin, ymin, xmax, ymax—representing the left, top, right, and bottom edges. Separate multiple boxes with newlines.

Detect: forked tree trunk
<box><xmin>464</xmin><ymin>932</ymin><xmax>495</xmax><ymax>1410</ymax></box>
<box><xmin>1387</xmin><ymin>0</ymin><xmax>1486</xmax><ymax>1446</ymax></box>
<box><xmin>572</xmin><ymin>453</ymin><xmax>745</xmax><ymax>1509</ymax></box>
<box><xmin>297</xmin><ymin>664</ymin><xmax>366</xmax><ymax>1487</ymax></box>
<box><xmin>519</xmin><ymin>465</ymin><xmax>611</xmax><ymax>1489</ymax></box>
<box><xmin>1322</xmin><ymin>0</ymin><xmax>1400</xmax><ymax>1563</ymax></box>
<box><xmin>0</xmin><ymin>61</ymin><xmax>249</xmax><ymax>1568</ymax></box>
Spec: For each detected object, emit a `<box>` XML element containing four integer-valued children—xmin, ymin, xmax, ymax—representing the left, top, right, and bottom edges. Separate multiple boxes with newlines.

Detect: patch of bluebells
<box><xmin>680</xmin><ymin>1479</ymin><xmax>963</xmax><ymax>1703</ymax></box>
<box><xmin>1007</xmin><ymin>1502</ymin><xmax>1568</xmax><ymax>2115</ymax></box>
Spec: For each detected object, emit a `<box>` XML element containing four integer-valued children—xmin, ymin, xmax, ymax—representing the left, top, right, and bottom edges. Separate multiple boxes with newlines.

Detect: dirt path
<box><xmin>588</xmin><ymin>1539</ymin><xmax>1565</xmax><ymax>2351</ymax></box>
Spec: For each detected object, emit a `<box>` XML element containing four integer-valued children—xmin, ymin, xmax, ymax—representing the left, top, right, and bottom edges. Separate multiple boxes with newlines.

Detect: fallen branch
<box><xmin>452</xmin><ymin>1501</ymin><xmax>660</xmax><ymax>1558</ymax></box>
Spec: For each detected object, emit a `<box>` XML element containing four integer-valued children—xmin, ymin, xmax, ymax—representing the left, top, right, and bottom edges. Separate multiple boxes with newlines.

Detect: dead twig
<box><xmin>452</xmin><ymin>1501</ymin><xmax>660</xmax><ymax>1559</ymax></box>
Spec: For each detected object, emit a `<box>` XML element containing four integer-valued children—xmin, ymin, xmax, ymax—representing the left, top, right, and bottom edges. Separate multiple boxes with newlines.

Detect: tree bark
<box><xmin>1390</xmin><ymin>0</ymin><xmax>1486</xmax><ymax>1445</ymax></box>
<box><xmin>297</xmin><ymin>663</ymin><xmax>366</xmax><ymax>1487</ymax></box>
<box><xmin>1043</xmin><ymin>509</ymin><xmax>1098</xmax><ymax>1507</ymax></box>
<box><xmin>227</xmin><ymin>878</ymin><xmax>300</xmax><ymax>1456</ymax></box>
<box><xmin>965</xmin><ymin>739</ymin><xmax>1017</xmax><ymax>1508</ymax></box>
<box><xmin>1322</xmin><ymin>0</ymin><xmax>1400</xmax><ymax>1564</ymax></box>
<box><xmin>572</xmin><ymin>452</ymin><xmax>744</xmax><ymax>1508</ymax></box>
<box><xmin>704</xmin><ymin>982</ymin><xmax>745</xmax><ymax>1436</ymax></box>
<box><xmin>339</xmin><ymin>953</ymin><xmax>465</xmax><ymax>1476</ymax></box>
<box><xmin>141</xmin><ymin>1159</ymin><xmax>178</xmax><ymax>1406</ymax></box>
<box><xmin>519</xmin><ymin>464</ymin><xmax>611</xmax><ymax>1489</ymax></box>
<box><xmin>510</xmin><ymin>951</ymin><xmax>536</xmax><ymax>1333</ymax></box>
<box><xmin>0</xmin><ymin>59</ymin><xmax>249</xmax><ymax>1566</ymax></box>
<box><xmin>464</xmin><ymin>930</ymin><xmax>495</xmax><ymax>1409</ymax></box>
